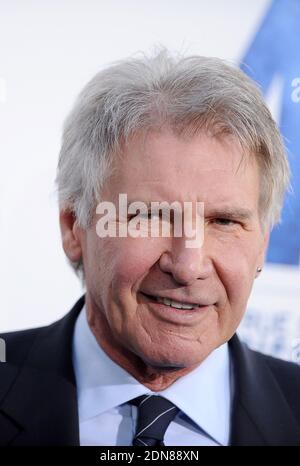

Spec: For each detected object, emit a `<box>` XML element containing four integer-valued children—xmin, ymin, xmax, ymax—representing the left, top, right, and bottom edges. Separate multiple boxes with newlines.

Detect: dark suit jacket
<box><xmin>1</xmin><ymin>295</ymin><xmax>300</xmax><ymax>446</ymax></box>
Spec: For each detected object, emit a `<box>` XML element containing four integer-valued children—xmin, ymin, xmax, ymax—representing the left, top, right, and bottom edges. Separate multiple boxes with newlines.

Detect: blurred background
<box><xmin>0</xmin><ymin>0</ymin><xmax>299</xmax><ymax>362</ymax></box>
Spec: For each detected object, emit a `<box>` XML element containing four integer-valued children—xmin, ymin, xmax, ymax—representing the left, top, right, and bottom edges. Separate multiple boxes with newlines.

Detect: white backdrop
<box><xmin>0</xmin><ymin>0</ymin><xmax>299</xmax><ymax>361</ymax></box>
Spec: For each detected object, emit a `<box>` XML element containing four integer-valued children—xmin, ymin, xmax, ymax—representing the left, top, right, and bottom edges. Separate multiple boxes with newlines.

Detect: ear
<box><xmin>256</xmin><ymin>229</ymin><xmax>270</xmax><ymax>273</ymax></box>
<box><xmin>59</xmin><ymin>209</ymin><xmax>83</xmax><ymax>262</ymax></box>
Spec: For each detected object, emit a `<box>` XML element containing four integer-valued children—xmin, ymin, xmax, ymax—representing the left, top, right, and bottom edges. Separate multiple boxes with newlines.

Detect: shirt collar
<box><xmin>72</xmin><ymin>304</ymin><xmax>231</xmax><ymax>445</ymax></box>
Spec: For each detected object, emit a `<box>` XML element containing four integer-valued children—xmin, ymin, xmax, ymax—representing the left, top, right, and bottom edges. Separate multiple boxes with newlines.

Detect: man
<box><xmin>1</xmin><ymin>49</ymin><xmax>300</xmax><ymax>446</ymax></box>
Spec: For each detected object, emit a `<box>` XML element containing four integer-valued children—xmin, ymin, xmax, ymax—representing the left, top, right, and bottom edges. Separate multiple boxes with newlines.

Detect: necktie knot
<box><xmin>130</xmin><ymin>394</ymin><xmax>179</xmax><ymax>446</ymax></box>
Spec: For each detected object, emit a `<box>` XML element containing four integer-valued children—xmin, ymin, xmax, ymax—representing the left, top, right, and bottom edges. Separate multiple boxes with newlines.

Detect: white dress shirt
<box><xmin>72</xmin><ymin>304</ymin><xmax>232</xmax><ymax>446</ymax></box>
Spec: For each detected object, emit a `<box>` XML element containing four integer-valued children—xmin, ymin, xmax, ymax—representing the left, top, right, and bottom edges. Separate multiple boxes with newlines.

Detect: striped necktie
<box><xmin>130</xmin><ymin>394</ymin><xmax>179</xmax><ymax>446</ymax></box>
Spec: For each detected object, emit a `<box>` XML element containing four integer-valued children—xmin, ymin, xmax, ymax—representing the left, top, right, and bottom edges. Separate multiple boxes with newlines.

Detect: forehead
<box><xmin>105</xmin><ymin>129</ymin><xmax>259</xmax><ymax>207</ymax></box>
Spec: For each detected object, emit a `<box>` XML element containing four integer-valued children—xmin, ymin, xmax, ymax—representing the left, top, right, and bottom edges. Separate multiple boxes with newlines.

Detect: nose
<box><xmin>158</xmin><ymin>236</ymin><xmax>214</xmax><ymax>285</ymax></box>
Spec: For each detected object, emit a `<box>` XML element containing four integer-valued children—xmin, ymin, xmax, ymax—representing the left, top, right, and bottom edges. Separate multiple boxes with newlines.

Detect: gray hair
<box><xmin>55</xmin><ymin>48</ymin><xmax>290</xmax><ymax>280</ymax></box>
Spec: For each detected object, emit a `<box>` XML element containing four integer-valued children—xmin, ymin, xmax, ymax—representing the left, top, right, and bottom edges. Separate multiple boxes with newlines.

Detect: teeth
<box><xmin>174</xmin><ymin>301</ymin><xmax>195</xmax><ymax>310</ymax></box>
<box><xmin>156</xmin><ymin>296</ymin><xmax>195</xmax><ymax>310</ymax></box>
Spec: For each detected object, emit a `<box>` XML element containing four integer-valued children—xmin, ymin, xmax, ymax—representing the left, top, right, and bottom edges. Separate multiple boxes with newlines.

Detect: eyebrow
<box><xmin>126</xmin><ymin>200</ymin><xmax>253</xmax><ymax>220</ymax></box>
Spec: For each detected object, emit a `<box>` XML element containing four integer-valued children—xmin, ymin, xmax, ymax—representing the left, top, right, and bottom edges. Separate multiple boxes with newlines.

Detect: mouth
<box><xmin>140</xmin><ymin>292</ymin><xmax>210</xmax><ymax>311</ymax></box>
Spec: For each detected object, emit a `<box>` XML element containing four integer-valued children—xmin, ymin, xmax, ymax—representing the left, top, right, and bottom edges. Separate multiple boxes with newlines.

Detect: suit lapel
<box><xmin>0</xmin><ymin>296</ymin><xmax>85</xmax><ymax>446</ymax></box>
<box><xmin>229</xmin><ymin>334</ymin><xmax>300</xmax><ymax>445</ymax></box>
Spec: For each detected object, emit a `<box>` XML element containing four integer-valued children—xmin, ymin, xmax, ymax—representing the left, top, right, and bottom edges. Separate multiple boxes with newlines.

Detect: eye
<box><xmin>213</xmin><ymin>218</ymin><xmax>238</xmax><ymax>226</ymax></box>
<box><xmin>128</xmin><ymin>211</ymin><xmax>158</xmax><ymax>220</ymax></box>
<box><xmin>146</xmin><ymin>211</ymin><xmax>157</xmax><ymax>219</ymax></box>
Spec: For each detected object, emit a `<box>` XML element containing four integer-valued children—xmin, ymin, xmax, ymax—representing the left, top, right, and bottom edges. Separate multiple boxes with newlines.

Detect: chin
<box><xmin>147</xmin><ymin>363</ymin><xmax>187</xmax><ymax>373</ymax></box>
<box><xmin>138</xmin><ymin>345</ymin><xmax>208</xmax><ymax>371</ymax></box>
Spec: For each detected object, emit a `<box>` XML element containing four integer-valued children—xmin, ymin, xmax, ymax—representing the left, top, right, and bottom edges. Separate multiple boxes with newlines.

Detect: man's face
<box><xmin>76</xmin><ymin>130</ymin><xmax>268</xmax><ymax>372</ymax></box>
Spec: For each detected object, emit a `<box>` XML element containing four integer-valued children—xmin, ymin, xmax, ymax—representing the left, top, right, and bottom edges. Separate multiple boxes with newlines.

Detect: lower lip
<box><xmin>139</xmin><ymin>293</ymin><xmax>212</xmax><ymax>323</ymax></box>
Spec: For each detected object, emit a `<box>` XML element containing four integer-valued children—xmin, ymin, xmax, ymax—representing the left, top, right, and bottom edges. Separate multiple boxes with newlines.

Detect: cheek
<box><xmin>109</xmin><ymin>238</ymin><xmax>164</xmax><ymax>296</ymax></box>
<box><xmin>104</xmin><ymin>239</ymin><xmax>164</xmax><ymax>335</ymax></box>
<box><xmin>213</xmin><ymin>236</ymin><xmax>259</xmax><ymax>308</ymax></box>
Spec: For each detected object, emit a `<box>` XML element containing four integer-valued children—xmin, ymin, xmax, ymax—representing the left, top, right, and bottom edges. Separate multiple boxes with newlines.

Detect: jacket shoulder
<box><xmin>0</xmin><ymin>296</ymin><xmax>85</xmax><ymax>368</ymax></box>
<box><xmin>0</xmin><ymin>325</ymin><xmax>47</xmax><ymax>366</ymax></box>
<box><xmin>250</xmin><ymin>348</ymin><xmax>300</xmax><ymax>414</ymax></box>
<box><xmin>253</xmin><ymin>349</ymin><xmax>300</xmax><ymax>380</ymax></box>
